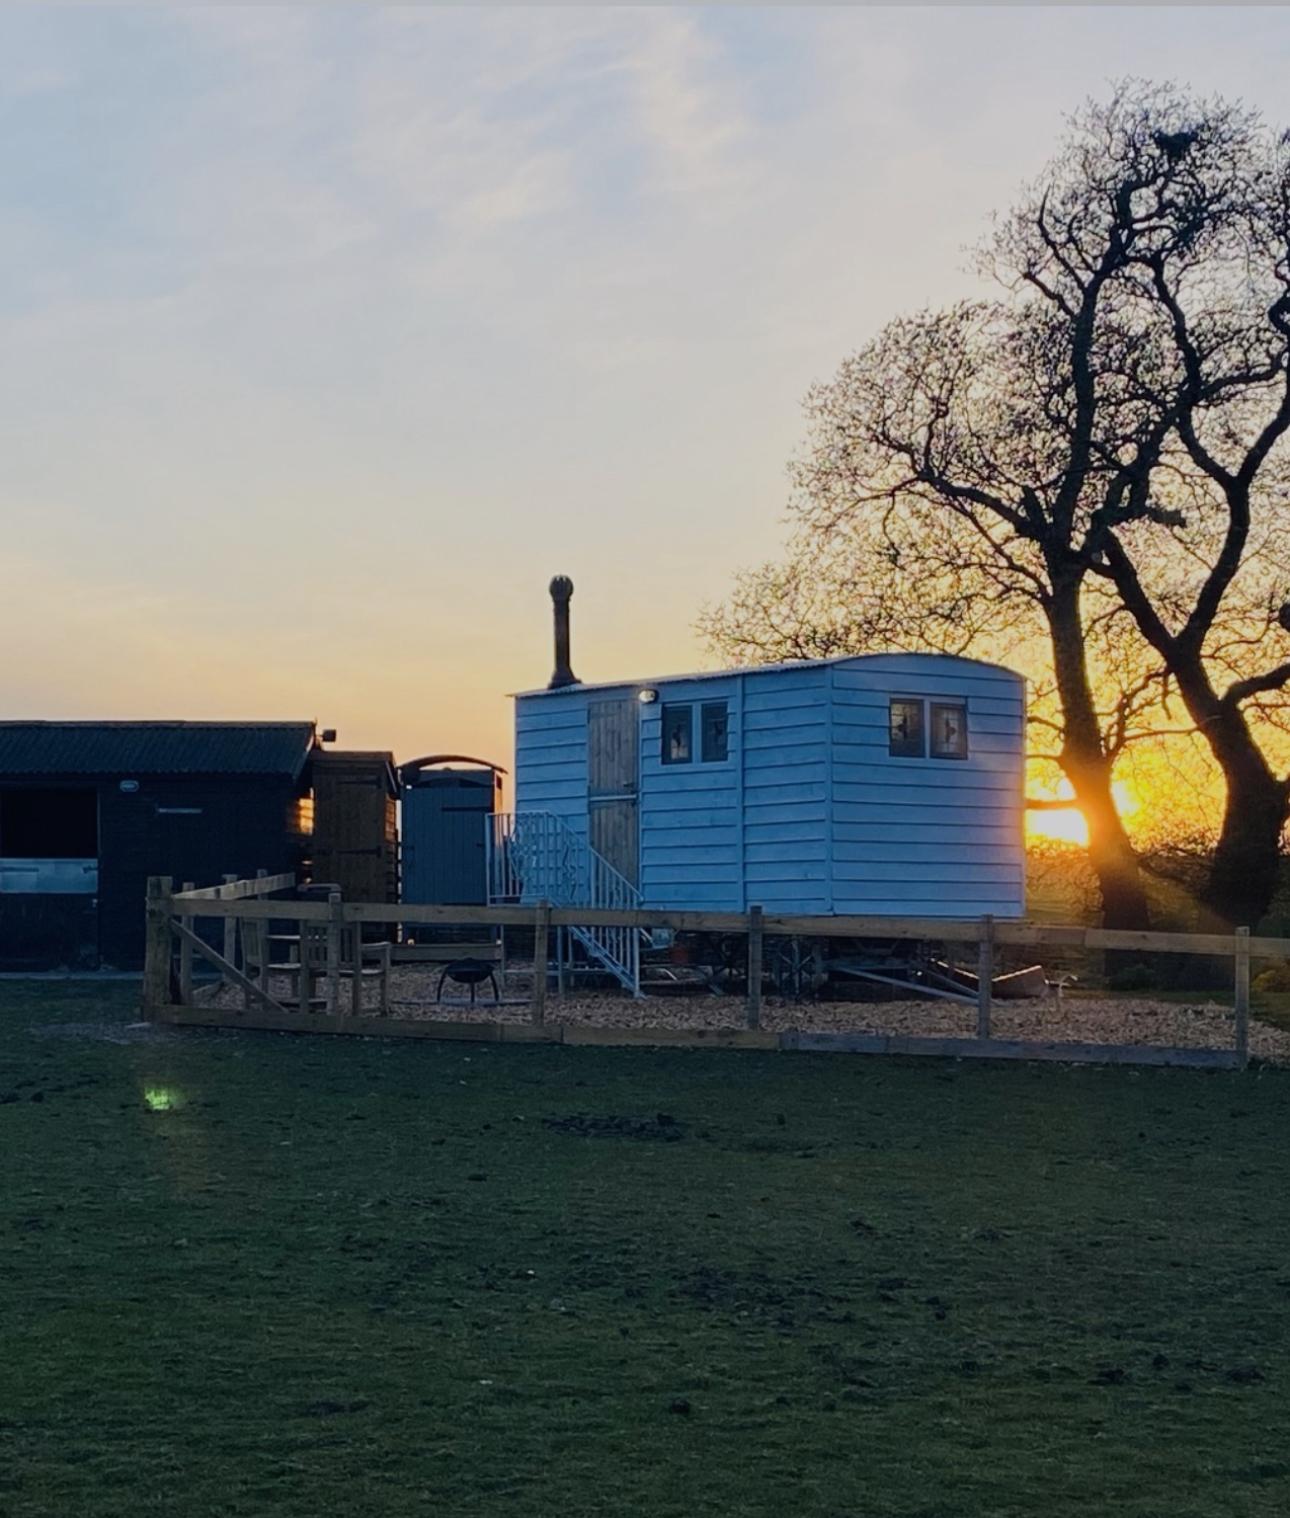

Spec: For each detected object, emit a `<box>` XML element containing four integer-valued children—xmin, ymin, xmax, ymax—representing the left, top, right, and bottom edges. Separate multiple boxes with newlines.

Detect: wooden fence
<box><xmin>140</xmin><ymin>875</ymin><xmax>1285</xmax><ymax>1070</ymax></box>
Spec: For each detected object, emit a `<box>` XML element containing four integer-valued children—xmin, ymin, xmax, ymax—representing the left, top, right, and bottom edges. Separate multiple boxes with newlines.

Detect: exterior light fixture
<box><xmin>119</xmin><ymin>779</ymin><xmax>140</xmax><ymax>794</ymax></box>
<box><xmin>638</xmin><ymin>689</ymin><xmax>658</xmax><ymax>704</ymax></box>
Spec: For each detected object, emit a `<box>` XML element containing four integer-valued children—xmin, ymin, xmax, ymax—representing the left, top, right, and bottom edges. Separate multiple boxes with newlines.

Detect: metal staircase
<box><xmin>486</xmin><ymin>811</ymin><xmax>642</xmax><ymax>995</ymax></box>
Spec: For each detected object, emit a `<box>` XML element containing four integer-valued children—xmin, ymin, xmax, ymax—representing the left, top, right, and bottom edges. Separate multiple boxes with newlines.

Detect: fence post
<box><xmin>221</xmin><ymin>873</ymin><xmax>238</xmax><ymax>985</ymax></box>
<box><xmin>326</xmin><ymin>891</ymin><xmax>343</xmax><ymax>1015</ymax></box>
<box><xmin>142</xmin><ymin>876</ymin><xmax>174</xmax><ymax>1016</ymax></box>
<box><xmin>976</xmin><ymin>915</ymin><xmax>994</xmax><ymax>1041</ymax></box>
<box><xmin>1234</xmin><ymin>925</ymin><xmax>1250</xmax><ymax>1068</ymax></box>
<box><xmin>532</xmin><ymin>900</ymin><xmax>551</xmax><ymax>1025</ymax></box>
<box><xmin>350</xmin><ymin>904</ymin><xmax>364</xmax><ymax>1017</ymax></box>
<box><xmin>178</xmin><ymin>883</ymin><xmax>195</xmax><ymax>1004</ymax></box>
<box><xmin>746</xmin><ymin>904</ymin><xmax>764</xmax><ymax>1029</ymax></box>
<box><xmin>257</xmin><ymin>868</ymin><xmax>271</xmax><ymax>997</ymax></box>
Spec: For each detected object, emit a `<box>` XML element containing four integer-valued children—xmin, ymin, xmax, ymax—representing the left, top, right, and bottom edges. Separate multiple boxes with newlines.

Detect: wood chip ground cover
<box><xmin>3</xmin><ymin>980</ymin><xmax>1288</xmax><ymax>1517</ymax></box>
<box><xmin>209</xmin><ymin>966</ymin><xmax>1290</xmax><ymax>1064</ymax></box>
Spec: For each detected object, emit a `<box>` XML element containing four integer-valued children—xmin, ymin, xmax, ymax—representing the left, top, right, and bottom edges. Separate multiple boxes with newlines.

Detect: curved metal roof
<box><xmin>511</xmin><ymin>651</ymin><xmax>1026</xmax><ymax>698</ymax></box>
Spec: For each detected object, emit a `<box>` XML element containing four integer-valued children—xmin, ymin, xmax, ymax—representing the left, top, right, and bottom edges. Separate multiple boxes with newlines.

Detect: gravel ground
<box><xmin>203</xmin><ymin>964</ymin><xmax>1290</xmax><ymax>1064</ymax></box>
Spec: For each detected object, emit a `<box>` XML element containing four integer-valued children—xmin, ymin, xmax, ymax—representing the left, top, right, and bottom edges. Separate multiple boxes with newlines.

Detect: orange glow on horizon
<box><xmin>1026</xmin><ymin>779</ymin><xmax>1141</xmax><ymax>847</ymax></box>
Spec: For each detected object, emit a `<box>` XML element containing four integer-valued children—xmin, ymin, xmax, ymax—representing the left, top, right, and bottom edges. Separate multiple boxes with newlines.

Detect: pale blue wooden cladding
<box><xmin>512</xmin><ymin>653</ymin><xmax>1026</xmax><ymax>917</ymax></box>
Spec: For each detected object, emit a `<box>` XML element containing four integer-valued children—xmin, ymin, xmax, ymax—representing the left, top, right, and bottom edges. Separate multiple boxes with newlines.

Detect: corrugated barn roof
<box><xmin>0</xmin><ymin>722</ymin><xmax>317</xmax><ymax>778</ymax></box>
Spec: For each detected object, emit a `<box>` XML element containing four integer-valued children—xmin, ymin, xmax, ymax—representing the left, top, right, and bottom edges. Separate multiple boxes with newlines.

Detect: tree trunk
<box><xmin>1206</xmin><ymin>760</ymin><xmax>1287</xmax><ymax>929</ymax></box>
<box><xmin>1066</xmin><ymin>754</ymin><xmax>1152</xmax><ymax>930</ymax></box>
<box><xmin>1171</xmin><ymin>669</ymin><xmax>1290</xmax><ymax>929</ymax></box>
<box><xmin>1047</xmin><ymin>576</ymin><xmax>1151</xmax><ymax>930</ymax></box>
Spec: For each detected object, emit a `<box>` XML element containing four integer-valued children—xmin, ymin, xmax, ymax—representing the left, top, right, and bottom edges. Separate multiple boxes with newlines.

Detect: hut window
<box><xmin>701</xmin><ymin>701</ymin><xmax>729</xmax><ymax>763</ymax></box>
<box><xmin>930</xmin><ymin>702</ymin><xmax>968</xmax><ymax>759</ymax></box>
<box><xmin>661</xmin><ymin>704</ymin><xmax>693</xmax><ymax>764</ymax></box>
<box><xmin>888</xmin><ymin>699</ymin><xmax>925</xmax><ymax>758</ymax></box>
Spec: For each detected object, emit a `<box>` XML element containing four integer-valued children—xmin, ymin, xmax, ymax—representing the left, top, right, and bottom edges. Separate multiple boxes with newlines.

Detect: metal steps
<box><xmin>486</xmin><ymin>811</ymin><xmax>642</xmax><ymax>994</ymax></box>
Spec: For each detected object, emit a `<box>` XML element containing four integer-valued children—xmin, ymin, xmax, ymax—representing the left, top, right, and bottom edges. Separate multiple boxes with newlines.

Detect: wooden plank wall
<box><xmin>828</xmin><ymin>655</ymin><xmax>1026</xmax><ymax>918</ymax></box>
<box><xmin>513</xmin><ymin>690</ymin><xmax>589</xmax><ymax>840</ymax></box>
<box><xmin>741</xmin><ymin>667</ymin><xmax>831</xmax><ymax>914</ymax></box>
<box><xmin>639</xmin><ymin>676</ymin><xmax>746</xmax><ymax>909</ymax></box>
<box><xmin>309</xmin><ymin>752</ymin><xmax>398</xmax><ymax>902</ymax></box>
<box><xmin>98</xmin><ymin>776</ymin><xmax>304</xmax><ymax>969</ymax></box>
<box><xmin>513</xmin><ymin>655</ymin><xmax>1028</xmax><ymax>922</ymax></box>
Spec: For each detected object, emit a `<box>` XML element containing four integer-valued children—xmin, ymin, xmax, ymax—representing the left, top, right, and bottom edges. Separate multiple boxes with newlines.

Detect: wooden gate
<box><xmin>587</xmin><ymin>699</ymin><xmax>639</xmax><ymax>886</ymax></box>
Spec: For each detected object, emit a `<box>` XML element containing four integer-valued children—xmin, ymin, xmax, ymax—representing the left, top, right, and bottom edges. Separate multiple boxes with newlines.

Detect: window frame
<box><xmin>700</xmin><ymin>700</ymin><xmax>730</xmax><ymax>764</ymax></box>
<box><xmin>929</xmin><ymin>701</ymin><xmax>969</xmax><ymax>760</ymax></box>
<box><xmin>889</xmin><ymin>697</ymin><xmax>971</xmax><ymax>760</ymax></box>
<box><xmin>660</xmin><ymin>703</ymin><xmax>694</xmax><ymax>765</ymax></box>
<box><xmin>888</xmin><ymin>698</ymin><xmax>926</xmax><ymax>759</ymax></box>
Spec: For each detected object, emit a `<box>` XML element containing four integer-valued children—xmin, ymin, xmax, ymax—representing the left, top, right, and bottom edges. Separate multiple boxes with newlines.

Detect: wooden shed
<box><xmin>308</xmin><ymin>750</ymin><xmax>399</xmax><ymax>903</ymax></box>
<box><xmin>0</xmin><ymin>722</ymin><xmax>316</xmax><ymax>970</ymax></box>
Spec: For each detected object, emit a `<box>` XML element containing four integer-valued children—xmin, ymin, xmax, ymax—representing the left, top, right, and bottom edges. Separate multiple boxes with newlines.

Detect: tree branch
<box><xmin>1223</xmin><ymin>658</ymin><xmax>1290</xmax><ymax>707</ymax></box>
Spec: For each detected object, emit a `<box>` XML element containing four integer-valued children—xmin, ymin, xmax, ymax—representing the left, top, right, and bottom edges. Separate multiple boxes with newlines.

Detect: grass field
<box><xmin>3</xmin><ymin>982</ymin><xmax>1289</xmax><ymax>1518</ymax></box>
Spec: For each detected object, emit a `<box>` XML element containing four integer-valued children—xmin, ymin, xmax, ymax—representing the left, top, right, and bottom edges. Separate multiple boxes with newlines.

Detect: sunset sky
<box><xmin>4</xmin><ymin>6</ymin><xmax>1290</xmax><ymax>771</ymax></box>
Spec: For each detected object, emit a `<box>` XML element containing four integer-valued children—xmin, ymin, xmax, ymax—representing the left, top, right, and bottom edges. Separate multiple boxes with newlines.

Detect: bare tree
<box><xmin>703</xmin><ymin>83</ymin><xmax>1290</xmax><ymax>928</ymax></box>
<box><xmin>1002</xmin><ymin>86</ymin><xmax>1290</xmax><ymax>925</ymax></box>
<box><xmin>747</xmin><ymin>299</ymin><xmax>1165</xmax><ymax>928</ymax></box>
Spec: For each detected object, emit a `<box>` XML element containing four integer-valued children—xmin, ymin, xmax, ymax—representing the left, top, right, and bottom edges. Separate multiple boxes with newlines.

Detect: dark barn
<box><xmin>0</xmin><ymin>722</ymin><xmax>316</xmax><ymax>970</ymax></box>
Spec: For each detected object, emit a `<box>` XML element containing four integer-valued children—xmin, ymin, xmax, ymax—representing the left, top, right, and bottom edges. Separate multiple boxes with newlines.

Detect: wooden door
<box><xmin>311</xmin><ymin>757</ymin><xmax>397</xmax><ymax>902</ymax></box>
<box><xmin>402</xmin><ymin>773</ymin><xmax>494</xmax><ymax>905</ymax></box>
<box><xmin>587</xmin><ymin>699</ymin><xmax>639</xmax><ymax>886</ymax></box>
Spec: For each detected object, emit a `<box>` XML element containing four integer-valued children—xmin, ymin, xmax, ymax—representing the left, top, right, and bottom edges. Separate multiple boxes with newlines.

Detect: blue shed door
<box><xmin>402</xmin><ymin>772</ymin><xmax>494</xmax><ymax>904</ymax></box>
<box><xmin>587</xmin><ymin>699</ymin><xmax>639</xmax><ymax>886</ymax></box>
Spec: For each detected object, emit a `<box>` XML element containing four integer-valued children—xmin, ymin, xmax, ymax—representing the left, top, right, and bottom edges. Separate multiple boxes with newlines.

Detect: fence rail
<box><xmin>141</xmin><ymin>875</ymin><xmax>1273</xmax><ymax>1069</ymax></box>
<box><xmin>173</xmin><ymin>871</ymin><xmax>295</xmax><ymax>902</ymax></box>
<box><xmin>163</xmin><ymin>894</ymin><xmax>1290</xmax><ymax>957</ymax></box>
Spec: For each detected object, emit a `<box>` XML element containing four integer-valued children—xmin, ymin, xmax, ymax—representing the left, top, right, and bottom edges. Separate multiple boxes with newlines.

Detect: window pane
<box><xmin>661</xmin><ymin>704</ymin><xmax>693</xmax><ymax>764</ymax></box>
<box><xmin>930</xmin><ymin>702</ymin><xmax>968</xmax><ymax>759</ymax></box>
<box><xmin>0</xmin><ymin>788</ymin><xmax>98</xmax><ymax>857</ymax></box>
<box><xmin>889</xmin><ymin>699</ymin><xmax>924</xmax><ymax>758</ymax></box>
<box><xmin>700</xmin><ymin>701</ymin><xmax>729</xmax><ymax>763</ymax></box>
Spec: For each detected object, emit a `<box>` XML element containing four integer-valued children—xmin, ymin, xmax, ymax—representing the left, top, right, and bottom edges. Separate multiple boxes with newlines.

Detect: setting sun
<box><xmin>1026</xmin><ymin>779</ymin><xmax>1141</xmax><ymax>846</ymax></box>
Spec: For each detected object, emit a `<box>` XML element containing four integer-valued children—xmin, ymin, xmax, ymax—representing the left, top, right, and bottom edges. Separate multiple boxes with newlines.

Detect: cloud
<box><xmin>618</xmin><ymin>10</ymin><xmax>754</xmax><ymax>201</ymax></box>
<box><xmin>6</xmin><ymin>5</ymin><xmax>1290</xmax><ymax>768</ymax></box>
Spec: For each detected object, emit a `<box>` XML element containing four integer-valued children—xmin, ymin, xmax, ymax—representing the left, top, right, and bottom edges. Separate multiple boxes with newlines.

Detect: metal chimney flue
<box><xmin>548</xmin><ymin>575</ymin><xmax>579</xmax><ymax>690</ymax></box>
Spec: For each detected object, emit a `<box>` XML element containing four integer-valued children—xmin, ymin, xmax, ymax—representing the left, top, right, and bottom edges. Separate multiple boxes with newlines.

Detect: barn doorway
<box><xmin>0</xmin><ymin>785</ymin><xmax>100</xmax><ymax>968</ymax></box>
<box><xmin>587</xmin><ymin>699</ymin><xmax>639</xmax><ymax>886</ymax></box>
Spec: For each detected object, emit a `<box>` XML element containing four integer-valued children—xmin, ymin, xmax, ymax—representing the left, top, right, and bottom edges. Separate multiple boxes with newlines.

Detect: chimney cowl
<box><xmin>548</xmin><ymin>575</ymin><xmax>579</xmax><ymax>690</ymax></box>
